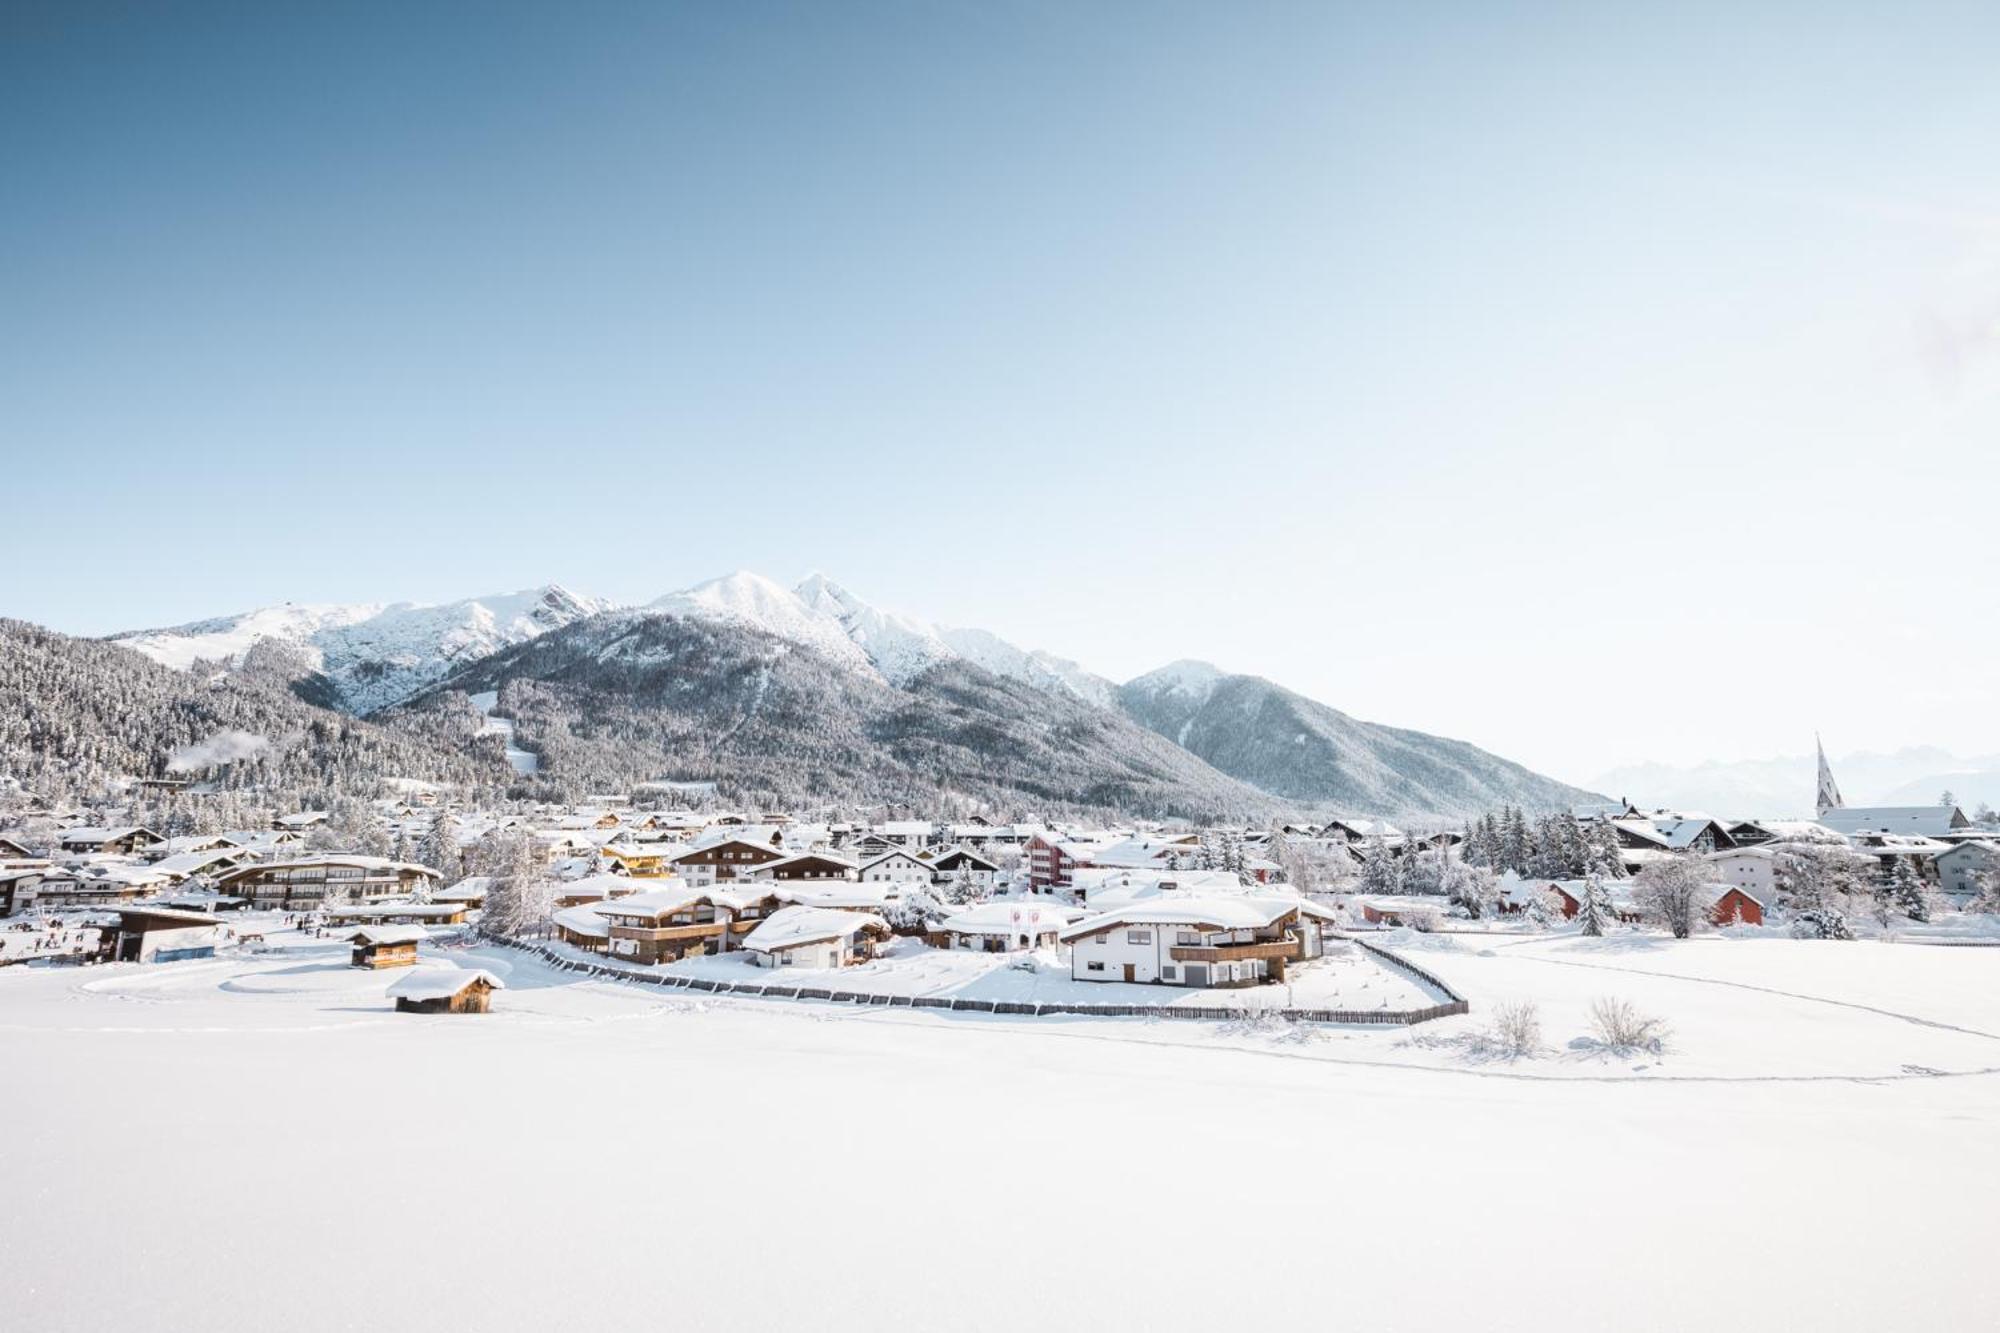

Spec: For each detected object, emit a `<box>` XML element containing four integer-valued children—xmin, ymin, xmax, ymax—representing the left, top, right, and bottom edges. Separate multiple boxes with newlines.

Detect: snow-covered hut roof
<box><xmin>348</xmin><ymin>925</ymin><xmax>429</xmax><ymax>946</ymax></box>
<box><xmin>386</xmin><ymin>966</ymin><xmax>503</xmax><ymax>1000</ymax></box>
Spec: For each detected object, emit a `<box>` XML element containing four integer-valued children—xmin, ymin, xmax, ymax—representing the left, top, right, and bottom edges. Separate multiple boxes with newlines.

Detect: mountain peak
<box><xmin>649</xmin><ymin>571</ymin><xmax>872</xmax><ymax>671</ymax></box>
<box><xmin>1128</xmin><ymin>659</ymin><xmax>1228</xmax><ymax>702</ymax></box>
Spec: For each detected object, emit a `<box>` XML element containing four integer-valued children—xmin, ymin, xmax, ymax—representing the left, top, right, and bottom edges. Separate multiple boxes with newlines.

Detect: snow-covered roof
<box><xmin>59</xmin><ymin>826</ymin><xmax>158</xmax><ymax>844</ymax></box>
<box><xmin>552</xmin><ymin>904</ymin><xmax>613</xmax><ymax>939</ymax></box>
<box><xmin>1087</xmin><ymin>835</ymin><xmax>1202</xmax><ymax>868</ymax></box>
<box><xmin>1058</xmin><ymin>896</ymin><xmax>1322</xmax><ymax>941</ymax></box>
<box><xmin>595</xmin><ymin>885</ymin><xmax>707</xmax><ymax>919</ymax></box>
<box><xmin>434</xmin><ymin>876</ymin><xmax>494</xmax><ymax>901</ymax></box>
<box><xmin>149</xmin><ymin>850</ymin><xmax>244</xmax><ymax>877</ymax></box>
<box><xmin>325</xmin><ymin>903</ymin><xmax>464</xmax><ymax>919</ymax></box>
<box><xmin>775</xmin><ymin>883</ymin><xmax>893</xmax><ymax>910</ymax></box>
<box><xmin>348</xmin><ymin>925</ymin><xmax>428</xmax><ymax>946</ymax></box>
<box><xmin>857</xmin><ymin>849</ymin><xmax>929</xmax><ymax>870</ymax></box>
<box><xmin>552</xmin><ymin>872</ymin><xmax>646</xmax><ymax>900</ymax></box>
<box><xmin>741</xmin><ymin>904</ymin><xmax>887</xmax><ymax>953</ymax></box>
<box><xmin>386</xmin><ymin>966</ymin><xmax>503</xmax><ymax>1000</ymax></box>
<box><xmin>217</xmin><ymin>855</ymin><xmax>441</xmax><ymax>880</ymax></box>
<box><xmin>112</xmin><ymin>905</ymin><xmax>224</xmax><ymax>927</ymax></box>
<box><xmin>1818</xmin><ymin>806</ymin><xmax>1969</xmax><ymax>838</ymax></box>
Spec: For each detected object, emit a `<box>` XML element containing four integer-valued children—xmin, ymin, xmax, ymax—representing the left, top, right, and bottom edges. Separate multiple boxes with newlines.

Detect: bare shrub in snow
<box><xmin>1402</xmin><ymin>903</ymin><xmax>1443</xmax><ymax>933</ymax></box>
<box><xmin>1588</xmin><ymin>997</ymin><xmax>1669</xmax><ymax>1054</ymax></box>
<box><xmin>1490</xmin><ymin>1001</ymin><xmax>1543</xmax><ymax>1059</ymax></box>
<box><xmin>1635</xmin><ymin>858</ymin><xmax>1710</xmax><ymax>939</ymax></box>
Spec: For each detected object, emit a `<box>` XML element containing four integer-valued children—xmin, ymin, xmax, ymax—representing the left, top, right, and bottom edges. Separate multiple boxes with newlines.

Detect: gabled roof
<box><xmin>59</xmin><ymin>826</ymin><xmax>162</xmax><ymax>845</ymax></box>
<box><xmin>741</xmin><ymin>904</ymin><xmax>888</xmax><ymax>953</ymax></box>
<box><xmin>1058</xmin><ymin>895</ymin><xmax>1321</xmax><ymax>942</ymax></box>
<box><xmin>672</xmin><ymin>836</ymin><xmax>783</xmax><ymax>861</ymax></box>
<box><xmin>754</xmin><ymin>851</ymin><xmax>859</xmax><ymax>874</ymax></box>
<box><xmin>928</xmin><ymin>845</ymin><xmax>999</xmax><ymax>871</ymax></box>
<box><xmin>857</xmin><ymin>849</ymin><xmax>930</xmax><ymax>870</ymax></box>
<box><xmin>387</xmin><ymin>966</ymin><xmax>502</xmax><ymax>1000</ymax></box>
<box><xmin>348</xmin><ymin>925</ymin><xmax>428</xmax><ymax>945</ymax></box>
<box><xmin>1818</xmin><ymin>806</ymin><xmax>1970</xmax><ymax>838</ymax></box>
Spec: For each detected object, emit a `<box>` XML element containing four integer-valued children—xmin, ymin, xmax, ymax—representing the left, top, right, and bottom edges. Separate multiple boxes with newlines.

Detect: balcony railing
<box><xmin>1169</xmin><ymin>935</ymin><xmax>1297</xmax><ymax>963</ymax></box>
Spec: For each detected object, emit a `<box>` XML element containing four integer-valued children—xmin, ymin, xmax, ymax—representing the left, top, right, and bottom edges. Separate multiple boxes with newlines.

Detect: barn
<box><xmin>387</xmin><ymin>966</ymin><xmax>503</xmax><ymax>1014</ymax></box>
<box><xmin>349</xmin><ymin>925</ymin><xmax>426</xmax><ymax>969</ymax></box>
<box><xmin>1710</xmin><ymin>886</ymin><xmax>1766</xmax><ymax>927</ymax></box>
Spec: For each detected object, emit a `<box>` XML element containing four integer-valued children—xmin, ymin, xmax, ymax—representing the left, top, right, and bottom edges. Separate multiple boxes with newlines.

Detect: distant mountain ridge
<box><xmin>1588</xmin><ymin>747</ymin><xmax>2000</xmax><ymax>819</ymax></box>
<box><xmin>403</xmin><ymin>610</ymin><xmax>1288</xmax><ymax>822</ymax></box>
<box><xmin>105</xmin><ymin>570</ymin><xmax>1597</xmax><ymax>820</ymax></box>
<box><xmin>1119</xmin><ymin>661</ymin><xmax>1593</xmax><ymax>817</ymax></box>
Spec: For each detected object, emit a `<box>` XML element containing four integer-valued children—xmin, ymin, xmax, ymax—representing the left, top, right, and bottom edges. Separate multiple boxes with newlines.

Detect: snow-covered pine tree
<box><xmin>1559</xmin><ymin>813</ymin><xmax>1589</xmax><ymax>878</ymax></box>
<box><xmin>1501</xmin><ymin>807</ymin><xmax>1531</xmax><ymax>875</ymax></box>
<box><xmin>1575</xmin><ymin>868</ymin><xmax>1613</xmax><ymax>937</ymax></box>
<box><xmin>418</xmin><ymin>810</ymin><xmax>460</xmax><ymax>879</ymax></box>
<box><xmin>1889</xmin><ymin>857</ymin><xmax>1930</xmax><ymax>923</ymax></box>
<box><xmin>1776</xmin><ymin>846</ymin><xmax>1856</xmax><ymax>940</ymax></box>
<box><xmin>1357</xmin><ymin>834</ymin><xmax>1399</xmax><ymax>896</ymax></box>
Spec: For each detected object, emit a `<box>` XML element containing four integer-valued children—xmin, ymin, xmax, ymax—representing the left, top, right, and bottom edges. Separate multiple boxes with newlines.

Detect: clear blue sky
<box><xmin>4</xmin><ymin>2</ymin><xmax>1998</xmax><ymax>781</ymax></box>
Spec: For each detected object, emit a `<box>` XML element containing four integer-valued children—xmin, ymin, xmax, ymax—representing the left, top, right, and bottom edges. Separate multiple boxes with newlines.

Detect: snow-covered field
<box><xmin>4</xmin><ymin>926</ymin><xmax>1997</xmax><ymax>1331</ymax></box>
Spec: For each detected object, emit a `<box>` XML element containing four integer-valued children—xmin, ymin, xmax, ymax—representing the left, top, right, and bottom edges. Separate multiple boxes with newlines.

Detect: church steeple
<box><xmin>1815</xmin><ymin>734</ymin><xmax>1845</xmax><ymax>817</ymax></box>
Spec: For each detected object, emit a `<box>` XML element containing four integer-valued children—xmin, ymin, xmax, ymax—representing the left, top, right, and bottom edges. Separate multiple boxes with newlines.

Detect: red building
<box><xmin>1709</xmin><ymin>886</ymin><xmax>1765</xmax><ymax>927</ymax></box>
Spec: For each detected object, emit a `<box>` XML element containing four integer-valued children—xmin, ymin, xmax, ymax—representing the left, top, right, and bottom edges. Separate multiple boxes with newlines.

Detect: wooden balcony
<box><xmin>1169</xmin><ymin>936</ymin><xmax>1298</xmax><ymax>963</ymax></box>
<box><xmin>606</xmin><ymin>921</ymin><xmax>727</xmax><ymax>941</ymax></box>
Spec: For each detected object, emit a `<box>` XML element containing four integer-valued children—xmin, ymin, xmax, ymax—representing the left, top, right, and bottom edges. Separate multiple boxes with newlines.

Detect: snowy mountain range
<box><xmin>111</xmin><ymin>585</ymin><xmax>613</xmax><ymax>716</ymax></box>
<box><xmin>105</xmin><ymin>570</ymin><xmax>1596</xmax><ymax>819</ymax></box>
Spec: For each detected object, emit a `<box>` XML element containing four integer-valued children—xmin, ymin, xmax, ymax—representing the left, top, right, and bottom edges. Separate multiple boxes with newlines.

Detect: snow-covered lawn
<box><xmin>3</xmin><ymin>925</ymin><xmax>1997</xmax><ymax>1331</ymax></box>
<box><xmin>1373</xmin><ymin>929</ymin><xmax>2000</xmax><ymax>1079</ymax></box>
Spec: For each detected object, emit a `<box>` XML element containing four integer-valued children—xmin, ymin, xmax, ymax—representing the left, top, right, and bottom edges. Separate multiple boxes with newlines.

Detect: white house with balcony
<box><xmin>1057</xmin><ymin>897</ymin><xmax>1335</xmax><ymax>989</ymax></box>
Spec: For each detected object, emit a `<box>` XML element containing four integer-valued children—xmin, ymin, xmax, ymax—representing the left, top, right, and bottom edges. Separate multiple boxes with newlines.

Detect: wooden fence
<box><xmin>478</xmin><ymin>931</ymin><xmax>1470</xmax><ymax>1027</ymax></box>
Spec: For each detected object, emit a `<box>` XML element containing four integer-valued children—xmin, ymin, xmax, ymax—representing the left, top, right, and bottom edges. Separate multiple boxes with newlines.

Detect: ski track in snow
<box><xmin>1481</xmin><ymin>944</ymin><xmax>2000</xmax><ymax>1044</ymax></box>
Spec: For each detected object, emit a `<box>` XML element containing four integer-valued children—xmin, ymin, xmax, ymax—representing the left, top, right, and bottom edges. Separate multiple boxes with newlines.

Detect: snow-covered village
<box><xmin>8</xmin><ymin>4</ymin><xmax>2000</xmax><ymax>1331</ymax></box>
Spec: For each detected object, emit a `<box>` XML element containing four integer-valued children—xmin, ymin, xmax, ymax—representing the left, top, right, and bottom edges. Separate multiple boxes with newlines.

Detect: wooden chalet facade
<box><xmin>597</xmin><ymin>888</ymin><xmax>785</xmax><ymax>964</ymax></box>
<box><xmin>751</xmin><ymin>853</ymin><xmax>858</xmax><ymax>883</ymax></box>
<box><xmin>57</xmin><ymin>826</ymin><xmax>164</xmax><ymax>856</ymax></box>
<box><xmin>349</xmin><ymin>927</ymin><xmax>425</xmax><ymax>969</ymax></box>
<box><xmin>670</xmin><ymin>838</ymin><xmax>785</xmax><ymax>886</ymax></box>
<box><xmin>215</xmin><ymin>857</ymin><xmax>441</xmax><ymax>911</ymax></box>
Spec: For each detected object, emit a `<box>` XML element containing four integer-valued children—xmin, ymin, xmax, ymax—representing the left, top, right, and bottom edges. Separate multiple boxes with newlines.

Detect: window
<box><xmin>1126</xmin><ymin>930</ymin><xmax>1152</xmax><ymax>944</ymax></box>
<box><xmin>1086</xmin><ymin>961</ymin><xmax>1105</xmax><ymax>972</ymax></box>
<box><xmin>1176</xmin><ymin>931</ymin><xmax>1200</xmax><ymax>946</ymax></box>
<box><xmin>1162</xmin><ymin>966</ymin><xmax>1178</xmax><ymax>981</ymax></box>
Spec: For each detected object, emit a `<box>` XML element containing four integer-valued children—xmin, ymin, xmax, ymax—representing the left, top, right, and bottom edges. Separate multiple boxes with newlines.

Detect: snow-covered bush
<box><xmin>1523</xmin><ymin>886</ymin><xmax>1566</xmax><ymax>930</ymax></box>
<box><xmin>1489</xmin><ymin>1001</ymin><xmax>1543</xmax><ymax>1059</ymax></box>
<box><xmin>885</xmin><ymin>880</ymin><xmax>950</xmax><ymax>934</ymax></box>
<box><xmin>1791</xmin><ymin>903</ymin><xmax>1855</xmax><ymax>940</ymax></box>
<box><xmin>1588</xmin><ymin>997</ymin><xmax>1669</xmax><ymax>1054</ymax></box>
<box><xmin>1401</xmin><ymin>903</ymin><xmax>1443</xmax><ymax>933</ymax></box>
<box><xmin>1635</xmin><ymin>858</ymin><xmax>1709</xmax><ymax>939</ymax></box>
<box><xmin>1442</xmin><ymin>861</ymin><xmax>1498</xmax><ymax>919</ymax></box>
